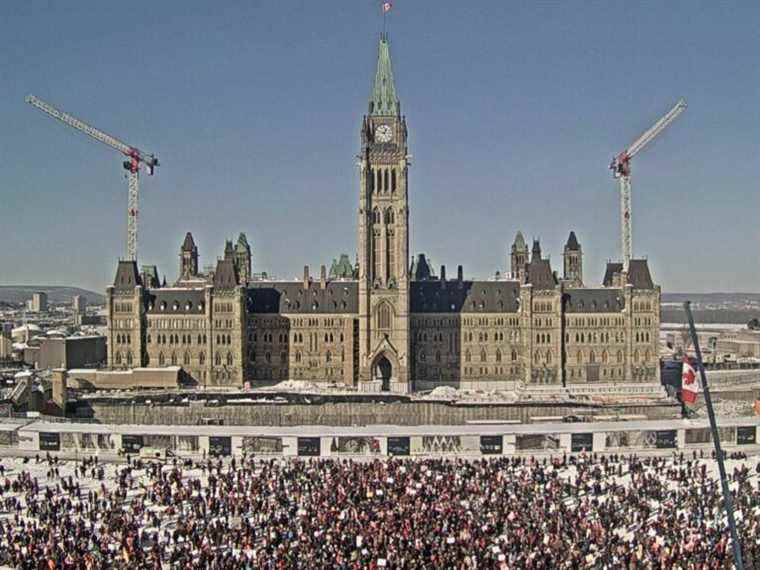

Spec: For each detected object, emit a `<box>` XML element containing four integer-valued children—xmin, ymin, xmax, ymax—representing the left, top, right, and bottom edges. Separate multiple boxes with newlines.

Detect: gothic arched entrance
<box><xmin>375</xmin><ymin>355</ymin><xmax>393</xmax><ymax>391</ymax></box>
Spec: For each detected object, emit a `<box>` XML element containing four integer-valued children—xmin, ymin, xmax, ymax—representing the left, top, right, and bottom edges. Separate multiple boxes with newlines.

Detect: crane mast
<box><xmin>610</xmin><ymin>98</ymin><xmax>686</xmax><ymax>273</ymax></box>
<box><xmin>25</xmin><ymin>95</ymin><xmax>158</xmax><ymax>262</ymax></box>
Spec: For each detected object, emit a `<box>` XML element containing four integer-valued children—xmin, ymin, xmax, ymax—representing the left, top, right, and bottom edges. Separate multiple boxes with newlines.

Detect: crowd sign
<box><xmin>655</xmin><ymin>430</ymin><xmax>677</xmax><ymax>449</ymax></box>
<box><xmin>387</xmin><ymin>436</ymin><xmax>410</xmax><ymax>456</ymax></box>
<box><xmin>297</xmin><ymin>437</ymin><xmax>321</xmax><ymax>456</ymax></box>
<box><xmin>38</xmin><ymin>432</ymin><xmax>60</xmax><ymax>452</ymax></box>
<box><xmin>571</xmin><ymin>433</ymin><xmax>593</xmax><ymax>453</ymax></box>
<box><xmin>480</xmin><ymin>435</ymin><xmax>503</xmax><ymax>455</ymax></box>
<box><xmin>209</xmin><ymin>436</ymin><xmax>232</xmax><ymax>456</ymax></box>
<box><xmin>121</xmin><ymin>434</ymin><xmax>144</xmax><ymax>454</ymax></box>
<box><xmin>737</xmin><ymin>426</ymin><xmax>756</xmax><ymax>445</ymax></box>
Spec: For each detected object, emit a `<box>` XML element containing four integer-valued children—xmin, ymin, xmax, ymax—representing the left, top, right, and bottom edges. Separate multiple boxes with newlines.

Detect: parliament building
<box><xmin>106</xmin><ymin>35</ymin><xmax>661</xmax><ymax>393</ymax></box>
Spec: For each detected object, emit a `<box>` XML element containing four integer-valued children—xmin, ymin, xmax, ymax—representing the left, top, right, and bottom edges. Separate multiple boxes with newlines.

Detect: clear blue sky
<box><xmin>2</xmin><ymin>1</ymin><xmax>759</xmax><ymax>293</ymax></box>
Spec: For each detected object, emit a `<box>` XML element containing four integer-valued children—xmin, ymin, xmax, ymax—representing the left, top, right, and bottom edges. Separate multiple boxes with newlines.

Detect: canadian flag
<box><xmin>383</xmin><ymin>2</ymin><xmax>392</xmax><ymax>13</ymax></box>
<box><xmin>681</xmin><ymin>356</ymin><xmax>700</xmax><ymax>405</ymax></box>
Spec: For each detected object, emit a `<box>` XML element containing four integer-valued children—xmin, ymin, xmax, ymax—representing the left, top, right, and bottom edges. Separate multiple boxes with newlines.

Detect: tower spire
<box><xmin>369</xmin><ymin>34</ymin><xmax>399</xmax><ymax>116</ymax></box>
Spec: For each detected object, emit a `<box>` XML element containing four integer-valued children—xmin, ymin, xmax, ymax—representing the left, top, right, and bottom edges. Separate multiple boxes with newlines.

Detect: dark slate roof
<box><xmin>602</xmin><ymin>260</ymin><xmax>654</xmax><ymax>289</ymax></box>
<box><xmin>246</xmin><ymin>281</ymin><xmax>359</xmax><ymax>314</ymax></box>
<box><xmin>628</xmin><ymin>259</ymin><xmax>654</xmax><ymax>289</ymax></box>
<box><xmin>213</xmin><ymin>259</ymin><xmax>239</xmax><ymax>289</ymax></box>
<box><xmin>410</xmin><ymin>253</ymin><xmax>434</xmax><ymax>281</ymax></box>
<box><xmin>603</xmin><ymin>262</ymin><xmax>623</xmax><ymax>287</ymax></box>
<box><xmin>411</xmin><ymin>281</ymin><xmax>521</xmax><ymax>313</ymax></box>
<box><xmin>145</xmin><ymin>289</ymin><xmax>206</xmax><ymax>315</ymax></box>
<box><xmin>181</xmin><ymin>232</ymin><xmax>196</xmax><ymax>252</ymax></box>
<box><xmin>113</xmin><ymin>261</ymin><xmax>141</xmax><ymax>291</ymax></box>
<box><xmin>565</xmin><ymin>289</ymin><xmax>625</xmax><ymax>313</ymax></box>
<box><xmin>565</xmin><ymin>231</ymin><xmax>580</xmax><ymax>251</ymax></box>
<box><xmin>526</xmin><ymin>259</ymin><xmax>557</xmax><ymax>290</ymax></box>
<box><xmin>531</xmin><ymin>239</ymin><xmax>542</xmax><ymax>260</ymax></box>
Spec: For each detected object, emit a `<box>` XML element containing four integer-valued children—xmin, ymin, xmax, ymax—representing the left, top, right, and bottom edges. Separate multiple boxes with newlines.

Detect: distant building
<box><xmin>72</xmin><ymin>295</ymin><xmax>87</xmax><ymax>315</ymax></box>
<box><xmin>37</xmin><ymin>336</ymin><xmax>107</xmax><ymax>370</ymax></box>
<box><xmin>29</xmin><ymin>292</ymin><xmax>48</xmax><ymax>313</ymax></box>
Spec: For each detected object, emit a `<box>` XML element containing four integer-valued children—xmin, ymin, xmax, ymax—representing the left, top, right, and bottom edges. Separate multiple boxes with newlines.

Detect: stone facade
<box><xmin>105</xmin><ymin>34</ymin><xmax>661</xmax><ymax>392</ymax></box>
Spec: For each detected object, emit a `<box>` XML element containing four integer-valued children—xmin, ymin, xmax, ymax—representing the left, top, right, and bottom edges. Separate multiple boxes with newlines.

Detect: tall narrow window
<box><xmin>377</xmin><ymin>303</ymin><xmax>392</xmax><ymax>330</ymax></box>
<box><xmin>368</xmin><ymin>167</ymin><xmax>374</xmax><ymax>193</ymax></box>
<box><xmin>384</xmin><ymin>169</ymin><xmax>389</xmax><ymax>192</ymax></box>
<box><xmin>391</xmin><ymin>169</ymin><xmax>396</xmax><ymax>193</ymax></box>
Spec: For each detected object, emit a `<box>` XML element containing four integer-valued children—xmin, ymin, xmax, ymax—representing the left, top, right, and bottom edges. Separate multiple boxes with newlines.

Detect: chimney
<box><xmin>440</xmin><ymin>265</ymin><xmax>446</xmax><ymax>288</ymax></box>
<box><xmin>303</xmin><ymin>265</ymin><xmax>310</xmax><ymax>289</ymax></box>
<box><xmin>320</xmin><ymin>265</ymin><xmax>327</xmax><ymax>289</ymax></box>
<box><xmin>457</xmin><ymin>265</ymin><xmax>463</xmax><ymax>281</ymax></box>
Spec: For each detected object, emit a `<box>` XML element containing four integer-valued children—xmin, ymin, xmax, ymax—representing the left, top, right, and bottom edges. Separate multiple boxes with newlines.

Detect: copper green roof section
<box><xmin>369</xmin><ymin>34</ymin><xmax>399</xmax><ymax>117</ymax></box>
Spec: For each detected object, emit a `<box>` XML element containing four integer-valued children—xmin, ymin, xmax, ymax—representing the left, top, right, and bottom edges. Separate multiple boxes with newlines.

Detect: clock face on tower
<box><xmin>375</xmin><ymin>124</ymin><xmax>393</xmax><ymax>143</ymax></box>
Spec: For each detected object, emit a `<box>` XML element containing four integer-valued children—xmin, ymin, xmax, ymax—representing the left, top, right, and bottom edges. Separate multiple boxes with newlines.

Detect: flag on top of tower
<box><xmin>681</xmin><ymin>356</ymin><xmax>700</xmax><ymax>406</ymax></box>
<box><xmin>383</xmin><ymin>2</ymin><xmax>392</xmax><ymax>13</ymax></box>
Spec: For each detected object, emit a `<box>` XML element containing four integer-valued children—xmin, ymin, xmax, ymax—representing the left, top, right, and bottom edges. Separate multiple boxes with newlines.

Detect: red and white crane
<box><xmin>26</xmin><ymin>94</ymin><xmax>158</xmax><ymax>262</ymax></box>
<box><xmin>611</xmin><ymin>98</ymin><xmax>686</xmax><ymax>272</ymax></box>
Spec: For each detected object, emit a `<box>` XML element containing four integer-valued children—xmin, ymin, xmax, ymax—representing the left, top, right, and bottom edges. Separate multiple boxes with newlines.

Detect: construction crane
<box><xmin>26</xmin><ymin>95</ymin><xmax>158</xmax><ymax>262</ymax></box>
<box><xmin>611</xmin><ymin>98</ymin><xmax>686</xmax><ymax>272</ymax></box>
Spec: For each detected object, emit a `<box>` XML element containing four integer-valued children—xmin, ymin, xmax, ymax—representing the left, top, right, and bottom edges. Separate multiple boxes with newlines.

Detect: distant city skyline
<box><xmin>2</xmin><ymin>2</ymin><xmax>759</xmax><ymax>293</ymax></box>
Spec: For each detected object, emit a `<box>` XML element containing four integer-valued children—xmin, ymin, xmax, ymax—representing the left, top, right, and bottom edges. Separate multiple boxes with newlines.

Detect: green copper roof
<box><xmin>236</xmin><ymin>232</ymin><xmax>250</xmax><ymax>253</ymax></box>
<box><xmin>369</xmin><ymin>34</ymin><xmax>399</xmax><ymax>116</ymax></box>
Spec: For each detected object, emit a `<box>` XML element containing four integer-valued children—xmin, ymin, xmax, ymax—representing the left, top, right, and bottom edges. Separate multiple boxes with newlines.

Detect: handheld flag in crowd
<box><xmin>681</xmin><ymin>356</ymin><xmax>700</xmax><ymax>406</ymax></box>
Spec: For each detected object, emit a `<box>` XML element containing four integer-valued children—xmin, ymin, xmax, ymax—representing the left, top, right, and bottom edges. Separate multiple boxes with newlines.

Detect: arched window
<box><xmin>158</xmin><ymin>352</ymin><xmax>165</xmax><ymax>366</ymax></box>
<box><xmin>534</xmin><ymin>350</ymin><xmax>541</xmax><ymax>364</ymax></box>
<box><xmin>480</xmin><ymin>348</ymin><xmax>487</xmax><ymax>362</ymax></box>
<box><xmin>215</xmin><ymin>353</ymin><xmax>221</xmax><ymax>366</ymax></box>
<box><xmin>496</xmin><ymin>349</ymin><xmax>502</xmax><ymax>363</ymax></box>
<box><xmin>373</xmin><ymin>208</ymin><xmax>381</xmax><ymax>225</ymax></box>
<box><xmin>183</xmin><ymin>352</ymin><xmax>190</xmax><ymax>366</ymax></box>
<box><xmin>384</xmin><ymin>169</ymin><xmax>389</xmax><ymax>192</ymax></box>
<box><xmin>295</xmin><ymin>351</ymin><xmax>302</xmax><ymax>363</ymax></box>
<box><xmin>385</xmin><ymin>207</ymin><xmax>395</xmax><ymax>225</ymax></box>
<box><xmin>616</xmin><ymin>350</ymin><xmax>623</xmax><ymax>363</ymax></box>
<box><xmin>199</xmin><ymin>352</ymin><xmax>205</xmax><ymax>365</ymax></box>
<box><xmin>577</xmin><ymin>350</ymin><xmax>583</xmax><ymax>364</ymax></box>
<box><xmin>227</xmin><ymin>352</ymin><xmax>233</xmax><ymax>366</ymax></box>
<box><xmin>377</xmin><ymin>303</ymin><xmax>392</xmax><ymax>330</ymax></box>
<box><xmin>115</xmin><ymin>352</ymin><xmax>122</xmax><ymax>365</ymax></box>
<box><xmin>391</xmin><ymin>169</ymin><xmax>396</xmax><ymax>192</ymax></box>
<box><xmin>602</xmin><ymin>350</ymin><xmax>609</xmax><ymax>364</ymax></box>
<box><xmin>326</xmin><ymin>351</ymin><xmax>332</xmax><ymax>363</ymax></box>
<box><xmin>511</xmin><ymin>349</ymin><xmax>517</xmax><ymax>362</ymax></box>
<box><xmin>546</xmin><ymin>350</ymin><xmax>552</xmax><ymax>364</ymax></box>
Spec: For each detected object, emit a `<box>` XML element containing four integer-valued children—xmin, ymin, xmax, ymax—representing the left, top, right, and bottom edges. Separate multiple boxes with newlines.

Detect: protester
<box><xmin>0</xmin><ymin>452</ymin><xmax>757</xmax><ymax>568</ymax></box>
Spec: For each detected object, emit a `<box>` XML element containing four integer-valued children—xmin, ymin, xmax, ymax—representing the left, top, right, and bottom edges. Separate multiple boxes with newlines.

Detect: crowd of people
<box><xmin>0</xmin><ymin>450</ymin><xmax>758</xmax><ymax>568</ymax></box>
